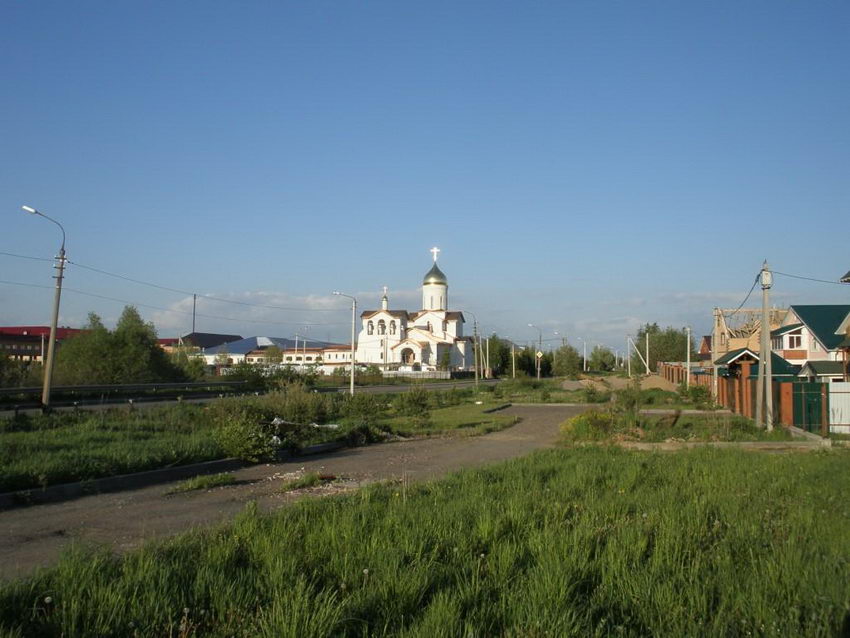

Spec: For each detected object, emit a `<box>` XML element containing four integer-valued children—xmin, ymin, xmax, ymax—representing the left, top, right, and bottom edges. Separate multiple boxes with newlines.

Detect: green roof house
<box><xmin>770</xmin><ymin>305</ymin><xmax>850</xmax><ymax>366</ymax></box>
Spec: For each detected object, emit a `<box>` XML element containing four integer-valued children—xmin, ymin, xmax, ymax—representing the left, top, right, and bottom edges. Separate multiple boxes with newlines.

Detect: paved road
<box><xmin>0</xmin><ymin>404</ymin><xmax>582</xmax><ymax>581</ymax></box>
<box><xmin>0</xmin><ymin>379</ymin><xmax>499</xmax><ymax>417</ymax></box>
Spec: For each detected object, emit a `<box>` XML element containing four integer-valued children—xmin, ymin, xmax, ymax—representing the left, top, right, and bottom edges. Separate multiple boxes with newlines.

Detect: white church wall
<box><xmin>422</xmin><ymin>283</ymin><xmax>448</xmax><ymax>311</ymax></box>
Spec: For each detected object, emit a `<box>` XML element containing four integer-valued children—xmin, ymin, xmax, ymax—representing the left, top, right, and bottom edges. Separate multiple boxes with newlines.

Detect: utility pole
<box><xmin>511</xmin><ymin>341</ymin><xmax>516</xmax><ymax>379</ymax></box>
<box><xmin>626</xmin><ymin>336</ymin><xmax>631</xmax><ymax>378</ymax></box>
<box><xmin>685</xmin><ymin>326</ymin><xmax>691</xmax><ymax>390</ymax></box>
<box><xmin>22</xmin><ymin>206</ymin><xmax>66</xmax><ymax>411</ymax></box>
<box><xmin>333</xmin><ymin>292</ymin><xmax>357</xmax><ymax>395</ymax></box>
<box><xmin>761</xmin><ymin>262</ymin><xmax>773</xmax><ymax>430</ymax></box>
<box><xmin>645</xmin><ymin>332</ymin><xmax>650</xmax><ymax>375</ymax></box>
<box><xmin>192</xmin><ymin>293</ymin><xmax>197</xmax><ymax>333</ymax></box>
<box><xmin>485</xmin><ymin>336</ymin><xmax>490</xmax><ymax>379</ymax></box>
<box><xmin>473</xmin><ymin>319</ymin><xmax>479</xmax><ymax>389</ymax></box>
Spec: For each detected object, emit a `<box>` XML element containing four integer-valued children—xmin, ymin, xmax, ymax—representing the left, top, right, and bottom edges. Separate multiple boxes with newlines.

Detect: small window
<box><xmin>367</xmin><ymin>321</ymin><xmax>374</xmax><ymax>335</ymax></box>
<box><xmin>788</xmin><ymin>335</ymin><xmax>802</xmax><ymax>349</ymax></box>
<box><xmin>812</xmin><ymin>340</ymin><xmax>819</xmax><ymax>351</ymax></box>
<box><xmin>389</xmin><ymin>321</ymin><xmax>396</xmax><ymax>335</ymax></box>
<box><xmin>378</xmin><ymin>320</ymin><xmax>386</xmax><ymax>335</ymax></box>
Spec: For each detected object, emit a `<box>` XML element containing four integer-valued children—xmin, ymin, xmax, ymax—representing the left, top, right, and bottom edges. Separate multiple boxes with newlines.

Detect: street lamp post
<box><xmin>463</xmin><ymin>310</ymin><xmax>480</xmax><ymax>389</ymax></box>
<box><xmin>552</xmin><ymin>331</ymin><xmax>560</xmax><ymax>373</ymax></box>
<box><xmin>333</xmin><ymin>291</ymin><xmax>357</xmax><ymax>395</ymax></box>
<box><xmin>23</xmin><ymin>205</ymin><xmax>66</xmax><ymax>411</ymax></box>
<box><xmin>577</xmin><ymin>337</ymin><xmax>587</xmax><ymax>373</ymax></box>
<box><xmin>528</xmin><ymin>323</ymin><xmax>542</xmax><ymax>379</ymax></box>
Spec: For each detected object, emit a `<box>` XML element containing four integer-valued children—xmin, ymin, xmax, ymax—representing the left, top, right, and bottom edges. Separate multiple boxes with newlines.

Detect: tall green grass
<box><xmin>0</xmin><ymin>405</ymin><xmax>222</xmax><ymax>493</ymax></box>
<box><xmin>2</xmin><ymin>447</ymin><xmax>849</xmax><ymax>636</ymax></box>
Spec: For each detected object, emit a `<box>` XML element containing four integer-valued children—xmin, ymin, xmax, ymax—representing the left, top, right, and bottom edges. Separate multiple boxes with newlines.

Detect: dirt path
<box><xmin>0</xmin><ymin>405</ymin><xmax>583</xmax><ymax>582</ymax></box>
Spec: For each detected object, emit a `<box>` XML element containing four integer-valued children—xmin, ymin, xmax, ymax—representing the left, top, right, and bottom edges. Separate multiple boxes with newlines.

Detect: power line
<box><xmin>1</xmin><ymin>250</ymin><xmax>349</xmax><ymax>312</ymax></box>
<box><xmin>67</xmin><ymin>260</ymin><xmax>346</xmax><ymax>312</ymax></box>
<box><xmin>723</xmin><ymin>274</ymin><xmax>760</xmax><ymax>319</ymax></box>
<box><xmin>0</xmin><ymin>251</ymin><xmax>54</xmax><ymax>262</ymax></box>
<box><xmin>773</xmin><ymin>271</ymin><xmax>846</xmax><ymax>286</ymax></box>
<box><xmin>0</xmin><ymin>279</ymin><xmax>349</xmax><ymax>328</ymax></box>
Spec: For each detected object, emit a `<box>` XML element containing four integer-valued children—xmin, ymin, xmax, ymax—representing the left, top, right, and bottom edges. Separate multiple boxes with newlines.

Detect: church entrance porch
<box><xmin>400</xmin><ymin>348</ymin><xmax>416</xmax><ymax>365</ymax></box>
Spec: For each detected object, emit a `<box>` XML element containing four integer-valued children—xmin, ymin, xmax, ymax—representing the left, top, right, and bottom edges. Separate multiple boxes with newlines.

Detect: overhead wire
<box><xmin>1</xmin><ymin>250</ymin><xmax>349</xmax><ymax>312</ymax></box>
<box><xmin>0</xmin><ymin>279</ymin><xmax>349</xmax><ymax>328</ymax></box>
<box><xmin>722</xmin><ymin>273</ymin><xmax>760</xmax><ymax>320</ymax></box>
<box><xmin>67</xmin><ymin>260</ymin><xmax>346</xmax><ymax>312</ymax></box>
<box><xmin>773</xmin><ymin>271</ymin><xmax>846</xmax><ymax>286</ymax></box>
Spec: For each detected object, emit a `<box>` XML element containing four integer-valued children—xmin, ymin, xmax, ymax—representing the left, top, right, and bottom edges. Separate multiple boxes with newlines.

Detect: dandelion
<box><xmin>363</xmin><ymin>568</ymin><xmax>369</xmax><ymax>576</ymax></box>
<box><xmin>44</xmin><ymin>596</ymin><xmax>53</xmax><ymax>604</ymax></box>
<box><xmin>183</xmin><ymin>607</ymin><xmax>190</xmax><ymax>615</ymax></box>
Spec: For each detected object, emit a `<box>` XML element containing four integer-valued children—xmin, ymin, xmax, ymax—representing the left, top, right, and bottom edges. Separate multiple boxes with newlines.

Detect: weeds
<box><xmin>2</xmin><ymin>447</ymin><xmax>849</xmax><ymax>635</ymax></box>
<box><xmin>166</xmin><ymin>473</ymin><xmax>237</xmax><ymax>494</ymax></box>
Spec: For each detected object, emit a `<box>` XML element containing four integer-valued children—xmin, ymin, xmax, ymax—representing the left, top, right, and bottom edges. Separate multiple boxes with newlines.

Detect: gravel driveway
<box><xmin>0</xmin><ymin>404</ymin><xmax>585</xmax><ymax>581</ymax></box>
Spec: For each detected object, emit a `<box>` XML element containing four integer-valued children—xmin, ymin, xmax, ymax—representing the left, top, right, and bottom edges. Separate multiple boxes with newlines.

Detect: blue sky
<box><xmin>2</xmin><ymin>1</ymin><xmax>848</xmax><ymax>349</ymax></box>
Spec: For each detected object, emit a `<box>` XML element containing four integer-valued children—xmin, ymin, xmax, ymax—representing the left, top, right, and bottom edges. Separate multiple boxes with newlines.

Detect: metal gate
<box><xmin>829</xmin><ymin>382</ymin><xmax>850</xmax><ymax>434</ymax></box>
<box><xmin>792</xmin><ymin>382</ymin><xmax>825</xmax><ymax>433</ymax></box>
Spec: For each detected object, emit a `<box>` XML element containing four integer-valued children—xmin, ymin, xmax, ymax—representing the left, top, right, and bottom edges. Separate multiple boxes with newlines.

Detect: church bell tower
<box><xmin>422</xmin><ymin>246</ymin><xmax>448</xmax><ymax>311</ymax></box>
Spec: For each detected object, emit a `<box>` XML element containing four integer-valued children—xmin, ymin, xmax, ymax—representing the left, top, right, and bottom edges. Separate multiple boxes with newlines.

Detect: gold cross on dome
<box><xmin>430</xmin><ymin>246</ymin><xmax>441</xmax><ymax>262</ymax></box>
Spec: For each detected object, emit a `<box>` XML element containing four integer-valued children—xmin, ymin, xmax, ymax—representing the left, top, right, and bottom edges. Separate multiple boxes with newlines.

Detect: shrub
<box><xmin>341</xmin><ymin>393</ymin><xmax>386</xmax><ymax>424</ymax></box>
<box><xmin>393</xmin><ymin>385</ymin><xmax>430</xmax><ymax>416</ymax></box>
<box><xmin>212</xmin><ymin>407</ymin><xmax>276</xmax><ymax>462</ymax></box>
<box><xmin>583</xmin><ymin>386</ymin><xmax>612</xmax><ymax>403</ymax></box>
<box><xmin>560</xmin><ymin>410</ymin><xmax>613</xmax><ymax>441</ymax></box>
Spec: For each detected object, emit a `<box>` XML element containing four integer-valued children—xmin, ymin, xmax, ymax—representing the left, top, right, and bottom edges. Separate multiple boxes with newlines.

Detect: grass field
<box><xmin>561</xmin><ymin>409</ymin><xmax>795</xmax><ymax>443</ymax></box>
<box><xmin>2</xmin><ymin>447</ymin><xmax>849</xmax><ymax>636</ymax></box>
<box><xmin>0</xmin><ymin>390</ymin><xmax>511</xmax><ymax>493</ymax></box>
<box><xmin>0</xmin><ymin>405</ymin><xmax>223</xmax><ymax>494</ymax></box>
<box><xmin>380</xmin><ymin>402</ymin><xmax>518</xmax><ymax>436</ymax></box>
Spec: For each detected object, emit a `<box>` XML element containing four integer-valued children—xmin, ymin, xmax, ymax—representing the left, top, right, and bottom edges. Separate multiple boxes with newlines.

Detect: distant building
<box><xmin>180</xmin><ymin>332</ymin><xmax>243</xmax><ymax>350</ymax></box>
<box><xmin>354</xmin><ymin>249</ymin><xmax>472</xmax><ymax>371</ymax></box>
<box><xmin>770</xmin><ymin>305</ymin><xmax>850</xmax><ymax>366</ymax></box>
<box><xmin>0</xmin><ymin>326</ymin><xmax>85</xmax><ymax>362</ymax></box>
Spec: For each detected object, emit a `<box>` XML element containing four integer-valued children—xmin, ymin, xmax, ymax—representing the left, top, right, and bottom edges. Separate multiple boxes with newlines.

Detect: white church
<box><xmin>355</xmin><ymin>248</ymin><xmax>472</xmax><ymax>371</ymax></box>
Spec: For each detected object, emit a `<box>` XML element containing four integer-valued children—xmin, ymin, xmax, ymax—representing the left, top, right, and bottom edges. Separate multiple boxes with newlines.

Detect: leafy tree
<box><xmin>552</xmin><ymin>344</ymin><xmax>582</xmax><ymax>378</ymax></box>
<box><xmin>588</xmin><ymin>345</ymin><xmax>616</xmax><ymax>372</ymax></box>
<box><xmin>170</xmin><ymin>344</ymin><xmax>207</xmax><ymax>381</ymax></box>
<box><xmin>111</xmin><ymin>306</ymin><xmax>178</xmax><ymax>382</ymax></box>
<box><xmin>0</xmin><ymin>357</ymin><xmax>41</xmax><ymax>388</ymax></box>
<box><xmin>631</xmin><ymin>323</ymin><xmax>696</xmax><ymax>373</ymax></box>
<box><xmin>264</xmin><ymin>345</ymin><xmax>283</xmax><ymax>364</ymax></box>
<box><xmin>53</xmin><ymin>308</ymin><xmax>185</xmax><ymax>384</ymax></box>
<box><xmin>439</xmin><ymin>349</ymin><xmax>452</xmax><ymax>370</ymax></box>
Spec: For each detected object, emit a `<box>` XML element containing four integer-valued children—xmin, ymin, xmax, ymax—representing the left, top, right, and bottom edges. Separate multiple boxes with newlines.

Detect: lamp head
<box><xmin>22</xmin><ymin>205</ymin><xmax>38</xmax><ymax>215</ymax></box>
<box><xmin>332</xmin><ymin>291</ymin><xmax>341</xmax><ymax>296</ymax></box>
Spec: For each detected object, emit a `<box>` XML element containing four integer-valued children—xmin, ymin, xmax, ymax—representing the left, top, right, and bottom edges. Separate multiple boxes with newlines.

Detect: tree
<box><xmin>552</xmin><ymin>344</ymin><xmax>581</xmax><ymax>378</ymax></box>
<box><xmin>588</xmin><ymin>345</ymin><xmax>616</xmax><ymax>372</ymax></box>
<box><xmin>264</xmin><ymin>345</ymin><xmax>283</xmax><ymax>365</ymax></box>
<box><xmin>54</xmin><ymin>307</ymin><xmax>186</xmax><ymax>384</ymax></box>
<box><xmin>631</xmin><ymin>323</ymin><xmax>696</xmax><ymax>373</ymax></box>
<box><xmin>170</xmin><ymin>344</ymin><xmax>207</xmax><ymax>381</ymax></box>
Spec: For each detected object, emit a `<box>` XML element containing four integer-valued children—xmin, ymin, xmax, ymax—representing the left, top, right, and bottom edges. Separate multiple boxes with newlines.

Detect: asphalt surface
<box><xmin>0</xmin><ymin>379</ymin><xmax>499</xmax><ymax>417</ymax></box>
<box><xmin>0</xmin><ymin>403</ymin><xmax>583</xmax><ymax>582</ymax></box>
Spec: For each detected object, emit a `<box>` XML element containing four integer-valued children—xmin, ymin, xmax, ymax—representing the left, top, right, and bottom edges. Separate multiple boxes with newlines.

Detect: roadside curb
<box><xmin>613</xmin><ymin>440</ymin><xmax>826</xmax><ymax>451</ymax></box>
<box><xmin>481</xmin><ymin>403</ymin><xmax>513</xmax><ymax>413</ymax></box>
<box><xmin>786</xmin><ymin>424</ymin><xmax>832</xmax><ymax>446</ymax></box>
<box><xmin>0</xmin><ymin>440</ymin><xmax>346</xmax><ymax>511</ymax></box>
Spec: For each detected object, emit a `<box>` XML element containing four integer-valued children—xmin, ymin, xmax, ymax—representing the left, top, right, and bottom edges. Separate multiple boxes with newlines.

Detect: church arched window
<box><xmin>389</xmin><ymin>321</ymin><xmax>396</xmax><ymax>335</ymax></box>
<box><xmin>378</xmin><ymin>320</ymin><xmax>386</xmax><ymax>335</ymax></box>
<box><xmin>427</xmin><ymin>321</ymin><xmax>433</xmax><ymax>332</ymax></box>
<box><xmin>367</xmin><ymin>321</ymin><xmax>374</xmax><ymax>335</ymax></box>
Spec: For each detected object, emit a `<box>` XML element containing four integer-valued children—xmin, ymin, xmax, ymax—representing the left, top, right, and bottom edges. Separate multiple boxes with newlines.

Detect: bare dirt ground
<box><xmin>0</xmin><ymin>405</ymin><xmax>585</xmax><ymax>582</ymax></box>
<box><xmin>562</xmin><ymin>374</ymin><xmax>678</xmax><ymax>392</ymax></box>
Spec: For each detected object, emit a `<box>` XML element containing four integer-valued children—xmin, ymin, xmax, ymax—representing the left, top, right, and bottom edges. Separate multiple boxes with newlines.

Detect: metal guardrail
<box><xmin>0</xmin><ymin>380</ymin><xmax>249</xmax><ymax>397</ymax></box>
